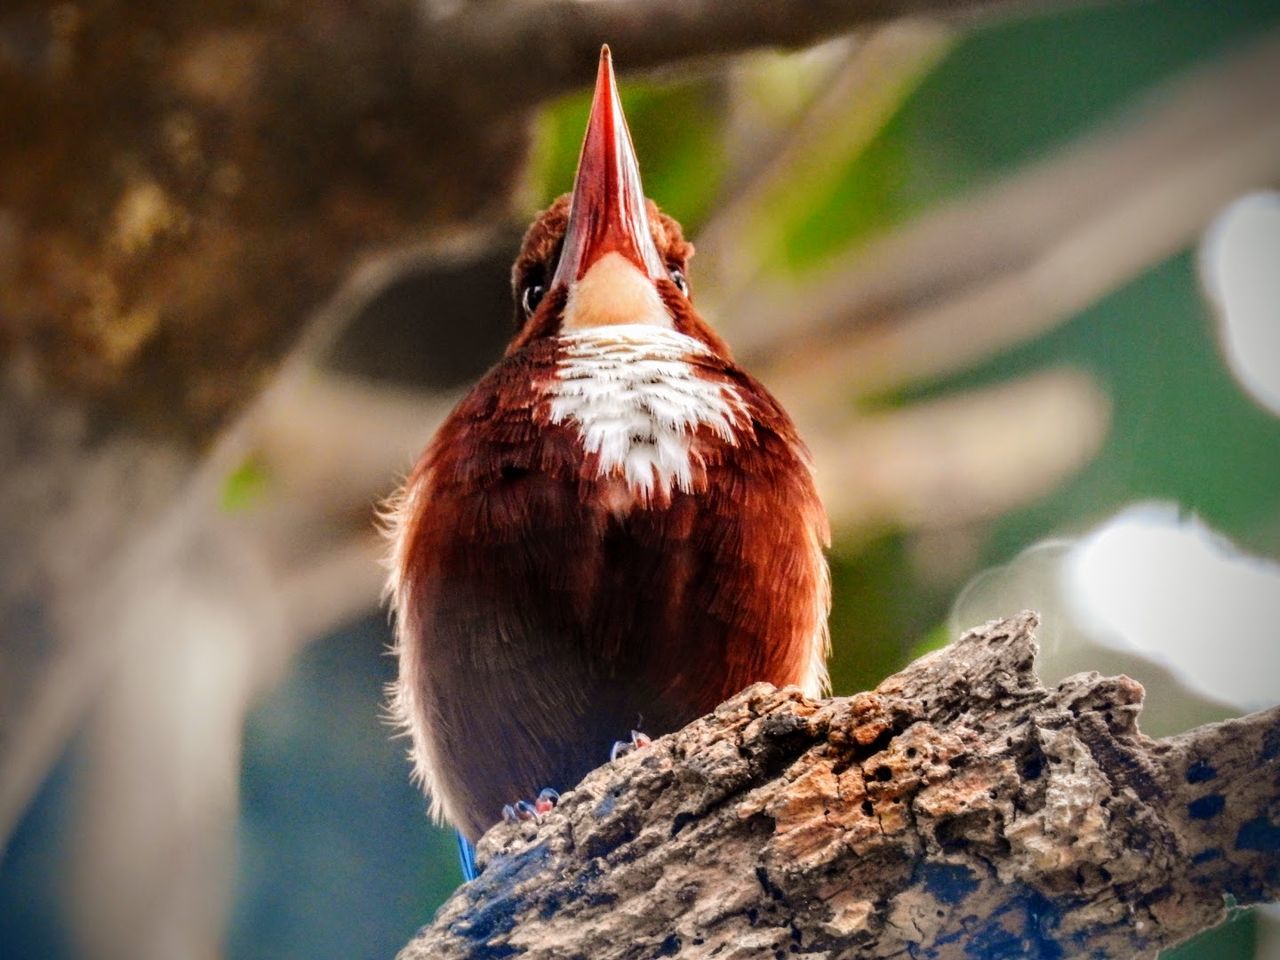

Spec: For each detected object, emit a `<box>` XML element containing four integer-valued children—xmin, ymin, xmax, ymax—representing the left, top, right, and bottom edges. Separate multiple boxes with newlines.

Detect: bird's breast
<box><xmin>389</xmin><ymin>323</ymin><xmax>830</xmax><ymax>836</ymax></box>
<box><xmin>544</xmin><ymin>324</ymin><xmax>750</xmax><ymax>508</ymax></box>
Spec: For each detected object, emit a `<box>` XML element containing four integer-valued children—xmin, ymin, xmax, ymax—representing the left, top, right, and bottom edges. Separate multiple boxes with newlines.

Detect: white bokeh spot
<box><xmin>1062</xmin><ymin>502</ymin><xmax>1280</xmax><ymax>711</ymax></box>
<box><xmin>1200</xmin><ymin>191</ymin><xmax>1280</xmax><ymax>416</ymax></box>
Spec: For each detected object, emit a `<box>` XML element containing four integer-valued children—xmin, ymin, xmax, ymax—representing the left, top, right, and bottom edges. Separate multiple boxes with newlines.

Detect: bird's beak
<box><xmin>550</xmin><ymin>46</ymin><xmax>667</xmax><ymax>294</ymax></box>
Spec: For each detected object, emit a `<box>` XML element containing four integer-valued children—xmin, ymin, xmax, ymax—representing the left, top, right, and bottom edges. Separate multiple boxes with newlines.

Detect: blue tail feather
<box><xmin>456</xmin><ymin>830</ymin><xmax>478</xmax><ymax>882</ymax></box>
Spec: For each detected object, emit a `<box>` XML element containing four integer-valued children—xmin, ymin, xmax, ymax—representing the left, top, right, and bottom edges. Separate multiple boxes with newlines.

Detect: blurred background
<box><xmin>2</xmin><ymin>0</ymin><xmax>1279</xmax><ymax>957</ymax></box>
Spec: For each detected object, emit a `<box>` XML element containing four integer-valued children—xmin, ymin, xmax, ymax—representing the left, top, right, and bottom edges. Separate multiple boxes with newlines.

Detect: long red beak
<box><xmin>550</xmin><ymin>46</ymin><xmax>667</xmax><ymax>291</ymax></box>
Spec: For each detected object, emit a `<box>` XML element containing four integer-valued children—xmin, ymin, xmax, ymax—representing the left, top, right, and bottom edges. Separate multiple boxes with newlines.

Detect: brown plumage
<box><xmin>387</xmin><ymin>47</ymin><xmax>829</xmax><ymax>843</ymax></box>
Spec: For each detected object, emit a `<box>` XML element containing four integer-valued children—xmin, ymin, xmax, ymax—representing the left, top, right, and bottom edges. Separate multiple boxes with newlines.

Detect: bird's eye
<box><xmin>521</xmin><ymin>283</ymin><xmax>545</xmax><ymax>317</ymax></box>
<box><xmin>669</xmin><ymin>268</ymin><xmax>688</xmax><ymax>296</ymax></box>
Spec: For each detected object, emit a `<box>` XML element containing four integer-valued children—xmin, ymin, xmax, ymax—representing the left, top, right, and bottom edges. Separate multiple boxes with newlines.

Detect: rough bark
<box><xmin>400</xmin><ymin>612</ymin><xmax>1280</xmax><ymax>960</ymax></box>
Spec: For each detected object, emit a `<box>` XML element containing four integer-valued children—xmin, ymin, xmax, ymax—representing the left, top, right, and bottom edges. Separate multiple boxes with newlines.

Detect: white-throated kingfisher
<box><xmin>386</xmin><ymin>47</ymin><xmax>830</xmax><ymax>872</ymax></box>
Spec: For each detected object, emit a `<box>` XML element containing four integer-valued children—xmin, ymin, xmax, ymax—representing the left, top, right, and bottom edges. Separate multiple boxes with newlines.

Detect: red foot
<box><xmin>502</xmin><ymin>788</ymin><xmax>561</xmax><ymax>824</ymax></box>
<box><xmin>609</xmin><ymin>730</ymin><xmax>652</xmax><ymax>762</ymax></box>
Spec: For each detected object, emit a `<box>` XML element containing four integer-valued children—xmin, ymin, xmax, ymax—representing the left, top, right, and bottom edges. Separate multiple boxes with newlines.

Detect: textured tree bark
<box><xmin>400</xmin><ymin>612</ymin><xmax>1280</xmax><ymax>960</ymax></box>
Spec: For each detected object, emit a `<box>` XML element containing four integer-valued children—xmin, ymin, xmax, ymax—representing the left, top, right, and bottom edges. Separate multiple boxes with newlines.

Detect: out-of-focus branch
<box><xmin>400</xmin><ymin>613</ymin><xmax>1280</xmax><ymax>959</ymax></box>
<box><xmin>187</xmin><ymin>360</ymin><xmax>1110</xmax><ymax>655</ymax></box>
<box><xmin>811</xmin><ymin>367</ymin><xmax>1110</xmax><ymax>532</ymax></box>
<box><xmin>697</xmin><ymin>18</ymin><xmax>955</xmax><ymax>293</ymax></box>
<box><xmin>724</xmin><ymin>29</ymin><xmax>1280</xmax><ymax>412</ymax></box>
<box><xmin>0</xmin><ymin>0</ymin><xmax>1092</xmax><ymax>449</ymax></box>
<box><xmin>428</xmin><ymin>0</ymin><xmax>1084</xmax><ymax>105</ymax></box>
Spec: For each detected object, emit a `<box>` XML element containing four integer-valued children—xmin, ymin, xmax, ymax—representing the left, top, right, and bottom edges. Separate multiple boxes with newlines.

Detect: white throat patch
<box><xmin>548</xmin><ymin>325</ymin><xmax>747</xmax><ymax>499</ymax></box>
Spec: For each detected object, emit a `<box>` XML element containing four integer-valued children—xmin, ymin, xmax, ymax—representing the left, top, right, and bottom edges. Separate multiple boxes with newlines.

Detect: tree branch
<box><xmin>426</xmin><ymin>0</ymin><xmax>1072</xmax><ymax>104</ymax></box>
<box><xmin>0</xmin><ymin>0</ymin><xmax>1089</xmax><ymax>449</ymax></box>
<box><xmin>728</xmin><ymin>28</ymin><xmax>1280</xmax><ymax>409</ymax></box>
<box><xmin>400</xmin><ymin>613</ymin><xmax>1280</xmax><ymax>959</ymax></box>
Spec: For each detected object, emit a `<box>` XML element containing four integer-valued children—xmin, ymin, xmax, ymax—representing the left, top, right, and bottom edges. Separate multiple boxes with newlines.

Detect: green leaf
<box><xmin>221</xmin><ymin>455</ymin><xmax>269</xmax><ymax>513</ymax></box>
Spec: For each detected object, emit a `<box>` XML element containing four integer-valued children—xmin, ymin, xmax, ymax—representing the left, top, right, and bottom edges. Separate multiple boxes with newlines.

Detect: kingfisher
<box><xmin>386</xmin><ymin>47</ymin><xmax>830</xmax><ymax>877</ymax></box>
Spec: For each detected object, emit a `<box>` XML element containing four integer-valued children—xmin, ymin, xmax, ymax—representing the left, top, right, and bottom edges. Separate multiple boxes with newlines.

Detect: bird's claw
<box><xmin>514</xmin><ymin>799</ymin><xmax>539</xmax><ymax>821</ymax></box>
<box><xmin>500</xmin><ymin>801</ymin><xmax>537</xmax><ymax>824</ymax></box>
<box><xmin>609</xmin><ymin>729</ymin><xmax>652</xmax><ymax>762</ymax></box>
<box><xmin>502</xmin><ymin>787</ymin><xmax>562</xmax><ymax>825</ymax></box>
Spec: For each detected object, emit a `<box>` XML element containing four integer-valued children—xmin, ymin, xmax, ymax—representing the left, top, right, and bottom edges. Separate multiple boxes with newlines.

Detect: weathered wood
<box><xmin>400</xmin><ymin>612</ymin><xmax>1280</xmax><ymax>959</ymax></box>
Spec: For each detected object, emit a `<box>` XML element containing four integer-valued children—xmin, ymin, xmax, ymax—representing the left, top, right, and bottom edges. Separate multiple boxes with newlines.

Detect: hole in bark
<box><xmin>1236</xmin><ymin>815</ymin><xmax>1280</xmax><ymax>852</ymax></box>
<box><xmin>656</xmin><ymin>934</ymin><xmax>681</xmax><ymax>956</ymax></box>
<box><xmin>1188</xmin><ymin>794</ymin><xmax>1226</xmax><ymax>820</ymax></box>
<box><xmin>756</xmin><ymin>717</ymin><xmax>819</xmax><ymax>778</ymax></box>
<box><xmin>671</xmin><ymin>812</ymin><xmax>696</xmax><ymax>837</ymax></box>
<box><xmin>874</xmin><ymin>765</ymin><xmax>893</xmax><ymax>781</ymax></box>
<box><xmin>921</xmin><ymin>861</ymin><xmax>980</xmax><ymax>905</ymax></box>
<box><xmin>1186</xmin><ymin>759</ymin><xmax>1218</xmax><ymax>783</ymax></box>
<box><xmin>582</xmin><ymin>822</ymin><xmax>636</xmax><ymax>860</ymax></box>
<box><xmin>936</xmin><ymin>812</ymin><xmax>992</xmax><ymax>852</ymax></box>
<box><xmin>906</xmin><ymin>747</ymin><xmax>918</xmax><ymax>759</ymax></box>
<box><xmin>1019</xmin><ymin>750</ymin><xmax>1043</xmax><ymax>781</ymax></box>
<box><xmin>850</xmin><ymin>727</ymin><xmax>897</xmax><ymax>764</ymax></box>
<box><xmin>756</xmin><ymin>866</ymin><xmax>787</xmax><ymax>903</ymax></box>
<box><xmin>861</xmin><ymin>800</ymin><xmax>874</xmax><ymax>816</ymax></box>
<box><xmin>948</xmin><ymin>755</ymin><xmax>969</xmax><ymax>770</ymax></box>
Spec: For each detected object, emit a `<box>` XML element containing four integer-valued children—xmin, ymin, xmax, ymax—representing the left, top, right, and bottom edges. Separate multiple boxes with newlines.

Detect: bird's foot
<box><xmin>501</xmin><ymin>787</ymin><xmax>561</xmax><ymax>825</ymax></box>
<box><xmin>609</xmin><ymin>729</ymin><xmax>652</xmax><ymax>762</ymax></box>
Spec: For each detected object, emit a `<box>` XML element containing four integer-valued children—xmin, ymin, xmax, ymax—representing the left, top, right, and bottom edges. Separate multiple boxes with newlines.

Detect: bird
<box><xmin>385</xmin><ymin>46</ymin><xmax>830</xmax><ymax>875</ymax></box>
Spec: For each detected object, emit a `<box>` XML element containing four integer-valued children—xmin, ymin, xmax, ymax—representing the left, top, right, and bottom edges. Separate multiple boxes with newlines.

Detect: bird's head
<box><xmin>507</xmin><ymin>46</ymin><xmax>729</xmax><ymax>357</ymax></box>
